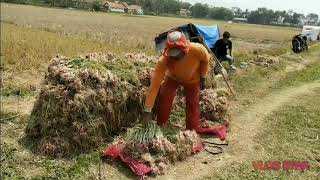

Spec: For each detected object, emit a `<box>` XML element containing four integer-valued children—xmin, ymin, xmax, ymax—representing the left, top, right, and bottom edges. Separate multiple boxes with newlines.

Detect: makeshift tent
<box><xmin>155</xmin><ymin>23</ymin><xmax>221</xmax><ymax>52</ymax></box>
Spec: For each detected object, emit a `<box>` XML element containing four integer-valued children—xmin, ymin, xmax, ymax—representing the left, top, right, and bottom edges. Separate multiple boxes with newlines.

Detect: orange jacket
<box><xmin>144</xmin><ymin>42</ymin><xmax>211</xmax><ymax>110</ymax></box>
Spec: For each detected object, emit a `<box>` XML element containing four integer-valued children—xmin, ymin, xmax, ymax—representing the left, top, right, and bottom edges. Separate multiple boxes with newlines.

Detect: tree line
<box><xmin>2</xmin><ymin>0</ymin><xmax>319</xmax><ymax>26</ymax></box>
<box><xmin>189</xmin><ymin>3</ymin><xmax>319</xmax><ymax>25</ymax></box>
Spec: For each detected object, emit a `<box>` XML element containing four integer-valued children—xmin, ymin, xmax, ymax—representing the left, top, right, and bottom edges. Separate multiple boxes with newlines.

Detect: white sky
<box><xmin>184</xmin><ymin>0</ymin><xmax>320</xmax><ymax>16</ymax></box>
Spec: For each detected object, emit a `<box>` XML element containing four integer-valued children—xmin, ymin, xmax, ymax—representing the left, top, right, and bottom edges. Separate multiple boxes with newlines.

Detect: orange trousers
<box><xmin>156</xmin><ymin>77</ymin><xmax>228</xmax><ymax>140</ymax></box>
<box><xmin>157</xmin><ymin>77</ymin><xmax>200</xmax><ymax>130</ymax></box>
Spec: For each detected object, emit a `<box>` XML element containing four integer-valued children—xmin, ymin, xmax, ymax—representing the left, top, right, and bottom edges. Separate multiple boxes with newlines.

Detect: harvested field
<box><xmin>1</xmin><ymin>3</ymin><xmax>319</xmax><ymax>179</ymax></box>
<box><xmin>1</xmin><ymin>3</ymin><xmax>300</xmax><ymax>52</ymax></box>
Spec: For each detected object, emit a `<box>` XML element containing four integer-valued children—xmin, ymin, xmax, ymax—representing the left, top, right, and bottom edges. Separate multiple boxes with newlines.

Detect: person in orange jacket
<box><xmin>143</xmin><ymin>30</ymin><xmax>213</xmax><ymax>132</ymax></box>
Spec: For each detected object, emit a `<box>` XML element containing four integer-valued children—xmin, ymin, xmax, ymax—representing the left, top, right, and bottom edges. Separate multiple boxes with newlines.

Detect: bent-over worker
<box><xmin>143</xmin><ymin>30</ymin><xmax>227</xmax><ymax>139</ymax></box>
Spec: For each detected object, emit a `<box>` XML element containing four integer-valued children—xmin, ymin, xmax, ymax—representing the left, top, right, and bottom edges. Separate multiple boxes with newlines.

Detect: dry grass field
<box><xmin>0</xmin><ymin>3</ymin><xmax>300</xmax><ymax>96</ymax></box>
<box><xmin>1</xmin><ymin>3</ymin><xmax>300</xmax><ymax>51</ymax></box>
<box><xmin>1</xmin><ymin>3</ymin><xmax>319</xmax><ymax>180</ymax></box>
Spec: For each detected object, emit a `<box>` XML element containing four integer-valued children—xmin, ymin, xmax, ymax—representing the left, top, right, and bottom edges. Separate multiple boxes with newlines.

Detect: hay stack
<box><xmin>26</xmin><ymin>53</ymin><xmax>154</xmax><ymax>157</ymax></box>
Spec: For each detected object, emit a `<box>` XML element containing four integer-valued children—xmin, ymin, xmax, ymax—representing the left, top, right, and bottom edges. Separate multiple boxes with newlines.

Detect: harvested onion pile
<box><xmin>111</xmin><ymin>123</ymin><xmax>202</xmax><ymax>175</ymax></box>
<box><xmin>25</xmin><ymin>53</ymin><xmax>155</xmax><ymax>157</ymax></box>
<box><xmin>126</xmin><ymin>123</ymin><xmax>164</xmax><ymax>144</ymax></box>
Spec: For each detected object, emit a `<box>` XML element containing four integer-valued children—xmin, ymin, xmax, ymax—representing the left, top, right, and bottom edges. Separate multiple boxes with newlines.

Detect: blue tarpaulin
<box><xmin>155</xmin><ymin>23</ymin><xmax>221</xmax><ymax>52</ymax></box>
<box><xmin>194</xmin><ymin>24</ymin><xmax>220</xmax><ymax>49</ymax></box>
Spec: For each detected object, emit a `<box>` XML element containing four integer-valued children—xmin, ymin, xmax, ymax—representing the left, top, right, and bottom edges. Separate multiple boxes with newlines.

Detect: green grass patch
<box><xmin>39</xmin><ymin>151</ymin><xmax>101</xmax><ymax>179</ymax></box>
<box><xmin>202</xmin><ymin>89</ymin><xmax>320</xmax><ymax>180</ymax></box>
<box><xmin>274</xmin><ymin>62</ymin><xmax>320</xmax><ymax>89</ymax></box>
<box><xmin>1</xmin><ymin>146</ymin><xmax>101</xmax><ymax>179</ymax></box>
<box><xmin>273</xmin><ymin>44</ymin><xmax>320</xmax><ymax>89</ymax></box>
<box><xmin>260</xmin><ymin>47</ymin><xmax>289</xmax><ymax>56</ymax></box>
<box><xmin>0</xmin><ymin>86</ymin><xmax>36</xmax><ymax>97</ymax></box>
<box><xmin>230</xmin><ymin>43</ymin><xmax>320</xmax><ymax>108</ymax></box>
<box><xmin>231</xmin><ymin>66</ymin><xmax>279</xmax><ymax>93</ymax></box>
<box><xmin>1</xmin><ymin>108</ymin><xmax>103</xmax><ymax>179</ymax></box>
<box><xmin>0</xmin><ymin>111</ymin><xmax>22</xmax><ymax>123</ymax></box>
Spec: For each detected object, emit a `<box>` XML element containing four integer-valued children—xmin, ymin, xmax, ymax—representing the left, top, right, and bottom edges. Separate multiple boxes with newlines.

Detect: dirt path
<box><xmin>157</xmin><ymin>80</ymin><xmax>320</xmax><ymax>180</ymax></box>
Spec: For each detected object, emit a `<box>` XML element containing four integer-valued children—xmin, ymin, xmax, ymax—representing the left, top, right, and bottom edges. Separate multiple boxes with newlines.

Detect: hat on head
<box><xmin>163</xmin><ymin>30</ymin><xmax>190</xmax><ymax>58</ymax></box>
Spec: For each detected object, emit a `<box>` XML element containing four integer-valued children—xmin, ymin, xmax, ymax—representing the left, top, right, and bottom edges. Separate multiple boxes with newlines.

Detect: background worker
<box><xmin>292</xmin><ymin>34</ymin><xmax>308</xmax><ymax>53</ymax></box>
<box><xmin>213</xmin><ymin>31</ymin><xmax>236</xmax><ymax>74</ymax></box>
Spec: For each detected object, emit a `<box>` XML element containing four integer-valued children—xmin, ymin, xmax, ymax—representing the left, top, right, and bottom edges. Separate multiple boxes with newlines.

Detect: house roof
<box><xmin>127</xmin><ymin>5</ymin><xmax>142</xmax><ymax>10</ymax></box>
<box><xmin>103</xmin><ymin>1</ymin><xmax>126</xmax><ymax>9</ymax></box>
<box><xmin>121</xmin><ymin>2</ymin><xmax>128</xmax><ymax>7</ymax></box>
<box><xmin>233</xmin><ymin>18</ymin><xmax>248</xmax><ymax>21</ymax></box>
<box><xmin>84</xmin><ymin>0</ymin><xmax>97</xmax><ymax>3</ymax></box>
<box><xmin>180</xmin><ymin>9</ymin><xmax>190</xmax><ymax>12</ymax></box>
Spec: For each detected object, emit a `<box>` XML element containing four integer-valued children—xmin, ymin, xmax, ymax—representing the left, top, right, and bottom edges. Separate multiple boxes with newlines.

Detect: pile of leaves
<box><xmin>25</xmin><ymin>53</ymin><xmax>155</xmax><ymax>157</ymax></box>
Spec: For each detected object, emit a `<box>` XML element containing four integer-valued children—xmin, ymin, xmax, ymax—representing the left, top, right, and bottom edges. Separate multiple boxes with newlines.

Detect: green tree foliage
<box><xmin>124</xmin><ymin>0</ymin><xmax>191</xmax><ymax>15</ymax></box>
<box><xmin>291</xmin><ymin>13</ymin><xmax>304</xmax><ymax>24</ymax></box>
<box><xmin>2</xmin><ymin>0</ymin><xmax>319</xmax><ymax>26</ymax></box>
<box><xmin>92</xmin><ymin>0</ymin><xmax>101</xmax><ymax>11</ymax></box>
<box><xmin>209</xmin><ymin>7</ymin><xmax>234</xmax><ymax>20</ymax></box>
<box><xmin>306</xmin><ymin>13</ymin><xmax>319</xmax><ymax>24</ymax></box>
<box><xmin>191</xmin><ymin>3</ymin><xmax>209</xmax><ymax>18</ymax></box>
<box><xmin>247</xmin><ymin>8</ymin><xmax>308</xmax><ymax>25</ymax></box>
<box><xmin>247</xmin><ymin>8</ymin><xmax>275</xmax><ymax>24</ymax></box>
